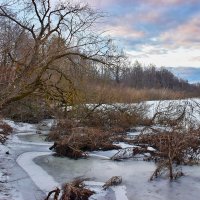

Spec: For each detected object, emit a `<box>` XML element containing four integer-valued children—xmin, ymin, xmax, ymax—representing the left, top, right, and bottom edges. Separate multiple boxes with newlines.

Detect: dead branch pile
<box><xmin>45</xmin><ymin>178</ymin><xmax>94</xmax><ymax>200</ymax></box>
<box><xmin>131</xmin><ymin>100</ymin><xmax>200</xmax><ymax>180</ymax></box>
<box><xmin>111</xmin><ymin>146</ymin><xmax>154</xmax><ymax>160</ymax></box>
<box><xmin>50</xmin><ymin>127</ymin><xmax>121</xmax><ymax>158</ymax></box>
<box><xmin>79</xmin><ymin>103</ymin><xmax>148</xmax><ymax>131</ymax></box>
<box><xmin>0</xmin><ymin>120</ymin><xmax>13</xmax><ymax>144</ymax></box>
<box><xmin>135</xmin><ymin>130</ymin><xmax>200</xmax><ymax>164</ymax></box>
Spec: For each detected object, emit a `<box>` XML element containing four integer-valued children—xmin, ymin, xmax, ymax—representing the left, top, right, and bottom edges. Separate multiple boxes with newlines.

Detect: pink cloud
<box><xmin>135</xmin><ymin>0</ymin><xmax>198</xmax><ymax>6</ymax></box>
<box><xmin>123</xmin><ymin>10</ymin><xmax>163</xmax><ymax>25</ymax></box>
<box><xmin>105</xmin><ymin>24</ymin><xmax>145</xmax><ymax>39</ymax></box>
<box><xmin>81</xmin><ymin>0</ymin><xmax>115</xmax><ymax>8</ymax></box>
<box><xmin>160</xmin><ymin>15</ymin><xmax>200</xmax><ymax>48</ymax></box>
<box><xmin>84</xmin><ymin>0</ymin><xmax>198</xmax><ymax>8</ymax></box>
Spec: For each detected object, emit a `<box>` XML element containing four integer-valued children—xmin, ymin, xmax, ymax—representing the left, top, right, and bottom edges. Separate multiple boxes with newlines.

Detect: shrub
<box><xmin>0</xmin><ymin>120</ymin><xmax>13</xmax><ymax>144</ymax></box>
<box><xmin>1</xmin><ymin>96</ymin><xmax>53</xmax><ymax>123</ymax></box>
<box><xmin>132</xmin><ymin>100</ymin><xmax>200</xmax><ymax>180</ymax></box>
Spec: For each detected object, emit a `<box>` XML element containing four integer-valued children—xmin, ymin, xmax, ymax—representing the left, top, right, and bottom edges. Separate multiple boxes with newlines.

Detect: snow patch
<box><xmin>0</xmin><ymin>144</ymin><xmax>9</xmax><ymax>153</ymax></box>
<box><xmin>85</xmin><ymin>181</ymin><xmax>128</xmax><ymax>200</ymax></box>
<box><xmin>112</xmin><ymin>185</ymin><xmax>128</xmax><ymax>200</ymax></box>
<box><xmin>147</xmin><ymin>147</ymin><xmax>156</xmax><ymax>151</ymax></box>
<box><xmin>114</xmin><ymin>142</ymin><xmax>135</xmax><ymax>149</ymax></box>
<box><xmin>85</xmin><ymin>181</ymin><xmax>108</xmax><ymax>199</ymax></box>
<box><xmin>90</xmin><ymin>150</ymin><xmax>118</xmax><ymax>158</ymax></box>
<box><xmin>3</xmin><ymin>120</ymin><xmax>37</xmax><ymax>133</ymax></box>
<box><xmin>89</xmin><ymin>153</ymin><xmax>110</xmax><ymax>160</ymax></box>
<box><xmin>17</xmin><ymin>152</ymin><xmax>59</xmax><ymax>193</ymax></box>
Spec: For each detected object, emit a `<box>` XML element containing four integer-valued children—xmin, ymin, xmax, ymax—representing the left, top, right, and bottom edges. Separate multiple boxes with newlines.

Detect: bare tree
<box><xmin>0</xmin><ymin>0</ymin><xmax>121</xmax><ymax>109</ymax></box>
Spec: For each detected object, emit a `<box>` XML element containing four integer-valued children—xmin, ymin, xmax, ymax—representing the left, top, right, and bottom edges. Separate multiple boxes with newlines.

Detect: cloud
<box><xmin>104</xmin><ymin>24</ymin><xmax>145</xmax><ymax>39</ymax></box>
<box><xmin>139</xmin><ymin>0</ymin><xmax>197</xmax><ymax>6</ymax></box>
<box><xmin>114</xmin><ymin>10</ymin><xmax>163</xmax><ymax>27</ymax></box>
<box><xmin>131</xmin><ymin>44</ymin><xmax>168</xmax><ymax>56</ymax></box>
<box><xmin>80</xmin><ymin>0</ymin><xmax>115</xmax><ymax>8</ymax></box>
<box><xmin>160</xmin><ymin>14</ymin><xmax>200</xmax><ymax>49</ymax></box>
<box><xmin>84</xmin><ymin>0</ymin><xmax>199</xmax><ymax>8</ymax></box>
<box><xmin>145</xmin><ymin>48</ymin><xmax>168</xmax><ymax>55</ymax></box>
<box><xmin>80</xmin><ymin>0</ymin><xmax>200</xmax><ymax>67</ymax></box>
<box><xmin>191</xmin><ymin>56</ymin><xmax>200</xmax><ymax>61</ymax></box>
<box><xmin>126</xmin><ymin>52</ymin><xmax>149</xmax><ymax>59</ymax></box>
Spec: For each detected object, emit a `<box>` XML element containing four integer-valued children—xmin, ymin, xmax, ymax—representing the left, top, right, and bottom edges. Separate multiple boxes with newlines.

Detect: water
<box><xmin>17</xmin><ymin>134</ymin><xmax>47</xmax><ymax>143</ymax></box>
<box><xmin>34</xmin><ymin>155</ymin><xmax>200</xmax><ymax>200</ymax></box>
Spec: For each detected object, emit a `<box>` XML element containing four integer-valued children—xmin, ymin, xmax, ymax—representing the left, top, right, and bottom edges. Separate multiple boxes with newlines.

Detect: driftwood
<box><xmin>103</xmin><ymin>176</ymin><xmax>122</xmax><ymax>190</ymax></box>
<box><xmin>49</xmin><ymin>142</ymin><xmax>58</xmax><ymax>150</ymax></box>
<box><xmin>111</xmin><ymin>146</ymin><xmax>155</xmax><ymax>160</ymax></box>
<box><xmin>45</xmin><ymin>188</ymin><xmax>60</xmax><ymax>200</ymax></box>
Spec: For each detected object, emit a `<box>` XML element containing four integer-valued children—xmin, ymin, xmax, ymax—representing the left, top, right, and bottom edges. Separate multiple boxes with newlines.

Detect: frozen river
<box><xmin>34</xmin><ymin>153</ymin><xmax>200</xmax><ymax>200</ymax></box>
<box><xmin>2</xmin><ymin>99</ymin><xmax>200</xmax><ymax>200</ymax></box>
<box><xmin>16</xmin><ymin>126</ymin><xmax>200</xmax><ymax>200</ymax></box>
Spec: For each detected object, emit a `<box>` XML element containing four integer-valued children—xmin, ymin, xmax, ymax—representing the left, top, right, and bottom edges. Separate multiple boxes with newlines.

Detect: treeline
<box><xmin>93</xmin><ymin>61</ymin><xmax>199</xmax><ymax>93</ymax></box>
<box><xmin>121</xmin><ymin>63</ymin><xmax>193</xmax><ymax>91</ymax></box>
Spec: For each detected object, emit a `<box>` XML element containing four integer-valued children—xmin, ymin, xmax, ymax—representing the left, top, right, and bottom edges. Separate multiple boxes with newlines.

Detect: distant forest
<box><xmin>88</xmin><ymin>60</ymin><xmax>200</xmax><ymax>93</ymax></box>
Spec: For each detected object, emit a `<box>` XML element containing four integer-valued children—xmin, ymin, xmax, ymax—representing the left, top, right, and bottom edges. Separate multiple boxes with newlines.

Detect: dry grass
<box><xmin>87</xmin><ymin>84</ymin><xmax>187</xmax><ymax>103</ymax></box>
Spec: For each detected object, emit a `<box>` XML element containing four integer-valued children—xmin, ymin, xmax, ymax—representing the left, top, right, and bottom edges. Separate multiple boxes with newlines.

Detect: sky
<box><xmin>83</xmin><ymin>0</ymin><xmax>200</xmax><ymax>68</ymax></box>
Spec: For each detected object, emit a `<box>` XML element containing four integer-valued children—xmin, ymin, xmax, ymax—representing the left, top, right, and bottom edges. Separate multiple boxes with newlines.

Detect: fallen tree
<box><xmin>49</xmin><ymin>127</ymin><xmax>121</xmax><ymax>158</ymax></box>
